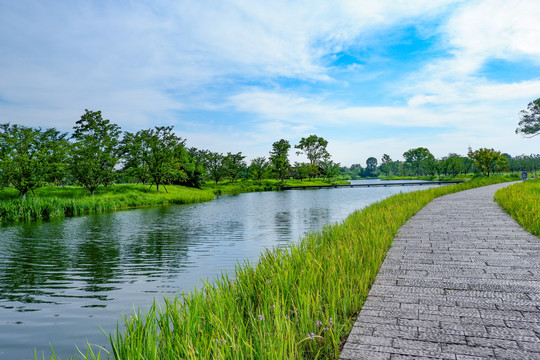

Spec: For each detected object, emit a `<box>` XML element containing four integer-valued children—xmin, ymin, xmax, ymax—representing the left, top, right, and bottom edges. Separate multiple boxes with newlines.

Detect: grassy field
<box><xmin>0</xmin><ymin>184</ymin><xmax>215</xmax><ymax>224</ymax></box>
<box><xmin>495</xmin><ymin>178</ymin><xmax>540</xmax><ymax>236</ymax></box>
<box><xmin>42</xmin><ymin>175</ymin><xmax>519</xmax><ymax>360</ymax></box>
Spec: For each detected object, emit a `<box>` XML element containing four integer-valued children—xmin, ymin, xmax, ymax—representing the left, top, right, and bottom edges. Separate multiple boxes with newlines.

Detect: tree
<box><xmin>516</xmin><ymin>98</ymin><xmax>540</xmax><ymax>137</ymax></box>
<box><xmin>467</xmin><ymin>148</ymin><xmax>503</xmax><ymax>176</ymax></box>
<box><xmin>0</xmin><ymin>124</ymin><xmax>69</xmax><ymax>197</ymax></box>
<box><xmin>403</xmin><ymin>147</ymin><xmax>434</xmax><ymax>176</ymax></box>
<box><xmin>442</xmin><ymin>153</ymin><xmax>465</xmax><ymax>177</ymax></box>
<box><xmin>205</xmin><ymin>152</ymin><xmax>226</xmax><ymax>184</ymax></box>
<box><xmin>120</xmin><ymin>131</ymin><xmax>150</xmax><ymax>185</ymax></box>
<box><xmin>70</xmin><ymin>110</ymin><xmax>121</xmax><ymax>196</ymax></box>
<box><xmin>365</xmin><ymin>157</ymin><xmax>378</xmax><ymax>177</ymax></box>
<box><xmin>293</xmin><ymin>162</ymin><xmax>311</xmax><ymax>181</ymax></box>
<box><xmin>223</xmin><ymin>152</ymin><xmax>246</xmax><ymax>182</ymax></box>
<box><xmin>137</xmin><ymin>126</ymin><xmax>187</xmax><ymax>192</ymax></box>
<box><xmin>249</xmin><ymin>157</ymin><xmax>269</xmax><ymax>180</ymax></box>
<box><xmin>380</xmin><ymin>154</ymin><xmax>392</xmax><ymax>176</ymax></box>
<box><xmin>320</xmin><ymin>159</ymin><xmax>341</xmax><ymax>179</ymax></box>
<box><xmin>43</xmin><ymin>128</ymin><xmax>71</xmax><ymax>185</ymax></box>
<box><xmin>294</xmin><ymin>135</ymin><xmax>330</xmax><ymax>166</ymax></box>
<box><xmin>269</xmin><ymin>139</ymin><xmax>291</xmax><ymax>180</ymax></box>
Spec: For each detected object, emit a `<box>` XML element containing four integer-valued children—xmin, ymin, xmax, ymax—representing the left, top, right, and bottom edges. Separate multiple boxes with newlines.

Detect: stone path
<box><xmin>340</xmin><ymin>182</ymin><xmax>540</xmax><ymax>360</ymax></box>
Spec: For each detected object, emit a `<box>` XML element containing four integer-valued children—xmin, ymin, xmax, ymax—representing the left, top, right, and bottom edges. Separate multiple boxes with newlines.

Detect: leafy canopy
<box><xmin>467</xmin><ymin>148</ymin><xmax>508</xmax><ymax>176</ymax></box>
<box><xmin>294</xmin><ymin>134</ymin><xmax>329</xmax><ymax>165</ymax></box>
<box><xmin>70</xmin><ymin>110</ymin><xmax>121</xmax><ymax>195</ymax></box>
<box><xmin>0</xmin><ymin>124</ymin><xmax>68</xmax><ymax>197</ymax></box>
<box><xmin>269</xmin><ymin>139</ymin><xmax>291</xmax><ymax>180</ymax></box>
<box><xmin>516</xmin><ymin>98</ymin><xmax>540</xmax><ymax>137</ymax></box>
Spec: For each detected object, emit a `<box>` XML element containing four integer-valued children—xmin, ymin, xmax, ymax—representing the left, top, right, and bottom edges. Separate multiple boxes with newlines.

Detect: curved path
<box><xmin>340</xmin><ymin>182</ymin><xmax>540</xmax><ymax>360</ymax></box>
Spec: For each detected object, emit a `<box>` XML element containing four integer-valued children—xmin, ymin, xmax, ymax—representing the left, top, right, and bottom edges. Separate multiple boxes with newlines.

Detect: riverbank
<box><xmin>202</xmin><ymin>178</ymin><xmax>349</xmax><ymax>195</ymax></box>
<box><xmin>0</xmin><ymin>179</ymin><xmax>348</xmax><ymax>225</ymax></box>
<box><xmin>0</xmin><ymin>184</ymin><xmax>215</xmax><ymax>224</ymax></box>
<box><xmin>52</xmin><ymin>175</ymin><xmax>518</xmax><ymax>360</ymax></box>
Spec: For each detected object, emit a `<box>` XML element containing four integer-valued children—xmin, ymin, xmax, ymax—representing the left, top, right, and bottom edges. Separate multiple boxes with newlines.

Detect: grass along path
<box><xmin>0</xmin><ymin>184</ymin><xmax>215</xmax><ymax>224</ymax></box>
<box><xmin>495</xmin><ymin>178</ymin><xmax>540</xmax><ymax>236</ymax></box>
<box><xmin>42</xmin><ymin>175</ymin><xmax>518</xmax><ymax>360</ymax></box>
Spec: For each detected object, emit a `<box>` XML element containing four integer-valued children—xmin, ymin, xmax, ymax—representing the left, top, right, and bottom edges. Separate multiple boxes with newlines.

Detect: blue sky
<box><xmin>1</xmin><ymin>0</ymin><xmax>539</xmax><ymax>166</ymax></box>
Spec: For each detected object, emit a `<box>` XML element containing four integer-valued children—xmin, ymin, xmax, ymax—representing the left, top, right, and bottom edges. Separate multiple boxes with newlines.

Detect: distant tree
<box><xmin>380</xmin><ymin>154</ymin><xmax>392</xmax><ymax>176</ymax></box>
<box><xmin>223</xmin><ymin>152</ymin><xmax>246</xmax><ymax>182</ymax></box>
<box><xmin>295</xmin><ymin>135</ymin><xmax>330</xmax><ymax>166</ymax></box>
<box><xmin>205</xmin><ymin>152</ymin><xmax>225</xmax><ymax>184</ymax></box>
<box><xmin>349</xmin><ymin>164</ymin><xmax>363</xmax><ymax>179</ymax></box>
<box><xmin>516</xmin><ymin>98</ymin><xmax>540</xmax><ymax>137</ymax></box>
<box><xmin>176</xmin><ymin>147</ymin><xmax>205</xmax><ymax>188</ymax></box>
<box><xmin>403</xmin><ymin>147</ymin><xmax>434</xmax><ymax>176</ymax></box>
<box><xmin>422</xmin><ymin>156</ymin><xmax>438</xmax><ymax>176</ymax></box>
<box><xmin>467</xmin><ymin>148</ymin><xmax>503</xmax><ymax>176</ymax></box>
<box><xmin>441</xmin><ymin>153</ymin><xmax>465</xmax><ymax>177</ymax></box>
<box><xmin>69</xmin><ymin>110</ymin><xmax>121</xmax><ymax>196</ymax></box>
<box><xmin>320</xmin><ymin>159</ymin><xmax>341</xmax><ymax>179</ymax></box>
<box><xmin>120</xmin><ymin>131</ymin><xmax>150</xmax><ymax>185</ymax></box>
<box><xmin>365</xmin><ymin>157</ymin><xmax>378</xmax><ymax>177</ymax></box>
<box><xmin>249</xmin><ymin>157</ymin><xmax>269</xmax><ymax>180</ymax></box>
<box><xmin>269</xmin><ymin>139</ymin><xmax>291</xmax><ymax>180</ymax></box>
<box><xmin>293</xmin><ymin>162</ymin><xmax>311</xmax><ymax>181</ymax></box>
<box><xmin>0</xmin><ymin>124</ymin><xmax>69</xmax><ymax>197</ymax></box>
<box><xmin>127</xmin><ymin>126</ymin><xmax>186</xmax><ymax>192</ymax></box>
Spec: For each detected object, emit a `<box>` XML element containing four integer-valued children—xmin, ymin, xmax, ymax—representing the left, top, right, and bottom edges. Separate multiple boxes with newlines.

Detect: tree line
<box><xmin>342</xmin><ymin>147</ymin><xmax>540</xmax><ymax>179</ymax></box>
<box><xmin>3</xmin><ymin>96</ymin><xmax>539</xmax><ymax>198</ymax></box>
<box><xmin>0</xmin><ymin>111</ymin><xmax>339</xmax><ymax>197</ymax></box>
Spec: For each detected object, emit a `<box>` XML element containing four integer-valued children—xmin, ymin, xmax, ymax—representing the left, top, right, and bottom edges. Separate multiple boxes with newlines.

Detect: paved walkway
<box><xmin>340</xmin><ymin>182</ymin><xmax>540</xmax><ymax>360</ymax></box>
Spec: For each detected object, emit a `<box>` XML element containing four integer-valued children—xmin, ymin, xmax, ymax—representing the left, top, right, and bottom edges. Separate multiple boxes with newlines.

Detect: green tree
<box><xmin>293</xmin><ymin>162</ymin><xmax>311</xmax><ymax>181</ymax></box>
<box><xmin>380</xmin><ymin>154</ymin><xmax>392</xmax><ymax>176</ymax></box>
<box><xmin>320</xmin><ymin>159</ymin><xmax>341</xmax><ymax>179</ymax></box>
<box><xmin>467</xmin><ymin>148</ymin><xmax>503</xmax><ymax>176</ymax></box>
<box><xmin>269</xmin><ymin>139</ymin><xmax>291</xmax><ymax>180</ymax></box>
<box><xmin>136</xmin><ymin>126</ymin><xmax>187</xmax><ymax>192</ymax></box>
<box><xmin>70</xmin><ymin>110</ymin><xmax>121</xmax><ymax>196</ymax></box>
<box><xmin>249</xmin><ymin>157</ymin><xmax>269</xmax><ymax>180</ymax></box>
<box><xmin>294</xmin><ymin>135</ymin><xmax>329</xmax><ymax>166</ymax></box>
<box><xmin>205</xmin><ymin>152</ymin><xmax>225</xmax><ymax>184</ymax></box>
<box><xmin>441</xmin><ymin>153</ymin><xmax>465</xmax><ymax>177</ymax></box>
<box><xmin>120</xmin><ymin>131</ymin><xmax>150</xmax><ymax>185</ymax></box>
<box><xmin>516</xmin><ymin>98</ymin><xmax>540</xmax><ymax>137</ymax></box>
<box><xmin>365</xmin><ymin>157</ymin><xmax>378</xmax><ymax>177</ymax></box>
<box><xmin>0</xmin><ymin>124</ymin><xmax>69</xmax><ymax>197</ymax></box>
<box><xmin>223</xmin><ymin>152</ymin><xmax>246</xmax><ymax>182</ymax></box>
<box><xmin>403</xmin><ymin>147</ymin><xmax>434</xmax><ymax>176</ymax></box>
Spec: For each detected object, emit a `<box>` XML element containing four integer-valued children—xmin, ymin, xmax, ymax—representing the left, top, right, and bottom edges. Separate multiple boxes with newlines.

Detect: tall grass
<box><xmin>40</xmin><ymin>175</ymin><xmax>517</xmax><ymax>360</ymax></box>
<box><xmin>0</xmin><ymin>184</ymin><xmax>215</xmax><ymax>225</ymax></box>
<box><xmin>495</xmin><ymin>178</ymin><xmax>540</xmax><ymax>236</ymax></box>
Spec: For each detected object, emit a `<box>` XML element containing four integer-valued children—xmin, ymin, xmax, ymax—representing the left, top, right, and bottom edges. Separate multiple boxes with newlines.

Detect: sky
<box><xmin>1</xmin><ymin>0</ymin><xmax>539</xmax><ymax>167</ymax></box>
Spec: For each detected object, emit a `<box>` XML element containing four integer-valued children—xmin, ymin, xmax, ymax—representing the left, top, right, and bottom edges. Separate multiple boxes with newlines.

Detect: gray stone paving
<box><xmin>339</xmin><ymin>182</ymin><xmax>540</xmax><ymax>360</ymax></box>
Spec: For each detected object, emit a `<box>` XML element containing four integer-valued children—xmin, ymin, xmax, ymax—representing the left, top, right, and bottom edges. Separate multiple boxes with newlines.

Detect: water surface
<box><xmin>0</xmin><ymin>180</ymin><xmax>439</xmax><ymax>359</ymax></box>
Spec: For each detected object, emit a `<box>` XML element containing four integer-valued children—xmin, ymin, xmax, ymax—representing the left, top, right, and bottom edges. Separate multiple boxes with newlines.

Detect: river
<box><xmin>0</xmin><ymin>180</ymin><xmax>441</xmax><ymax>360</ymax></box>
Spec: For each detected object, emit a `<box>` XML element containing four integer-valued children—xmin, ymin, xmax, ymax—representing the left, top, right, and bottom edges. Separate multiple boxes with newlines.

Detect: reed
<box><xmin>495</xmin><ymin>178</ymin><xmax>540</xmax><ymax>236</ymax></box>
<box><xmin>39</xmin><ymin>175</ymin><xmax>518</xmax><ymax>359</ymax></box>
<box><xmin>0</xmin><ymin>185</ymin><xmax>215</xmax><ymax>225</ymax></box>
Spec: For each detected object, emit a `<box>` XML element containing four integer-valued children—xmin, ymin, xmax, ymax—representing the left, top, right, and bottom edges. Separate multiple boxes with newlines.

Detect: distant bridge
<box><xmin>281</xmin><ymin>180</ymin><xmax>464</xmax><ymax>190</ymax></box>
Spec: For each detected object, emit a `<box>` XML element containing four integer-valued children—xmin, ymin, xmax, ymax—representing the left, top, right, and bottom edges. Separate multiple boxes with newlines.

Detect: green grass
<box><xmin>495</xmin><ymin>178</ymin><xmax>540</xmax><ymax>236</ymax></box>
<box><xmin>202</xmin><ymin>178</ymin><xmax>349</xmax><ymax>195</ymax></box>
<box><xmin>40</xmin><ymin>175</ymin><xmax>518</xmax><ymax>360</ymax></box>
<box><xmin>0</xmin><ymin>184</ymin><xmax>215</xmax><ymax>224</ymax></box>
